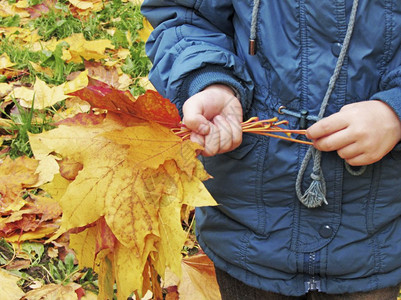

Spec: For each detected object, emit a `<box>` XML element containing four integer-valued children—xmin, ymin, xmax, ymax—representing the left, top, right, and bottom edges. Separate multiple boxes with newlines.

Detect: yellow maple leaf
<box><xmin>30</xmin><ymin>108</ymin><xmax>216</xmax><ymax>299</ymax></box>
<box><xmin>68</xmin><ymin>0</ymin><xmax>104</xmax><ymax>12</ymax></box>
<box><xmin>14</xmin><ymin>0</ymin><xmax>29</xmax><ymax>8</ymax></box>
<box><xmin>30</xmin><ymin>61</ymin><xmax>54</xmax><ymax>77</ymax></box>
<box><xmin>22</xmin><ymin>29</ymin><xmax>42</xmax><ymax>44</ymax></box>
<box><xmin>11</xmin><ymin>77</ymin><xmax>69</xmax><ymax>109</ymax></box>
<box><xmin>138</xmin><ymin>17</ymin><xmax>153</xmax><ymax>43</ymax></box>
<box><xmin>0</xmin><ymin>0</ymin><xmax>29</xmax><ymax>18</ymax></box>
<box><xmin>0</xmin><ymin>53</ymin><xmax>15</xmax><ymax>69</ymax></box>
<box><xmin>0</xmin><ymin>0</ymin><xmax>14</xmax><ymax>17</ymax></box>
<box><xmin>33</xmin><ymin>155</ymin><xmax>60</xmax><ymax>187</ymax></box>
<box><xmin>63</xmin><ymin>70</ymin><xmax>89</xmax><ymax>94</ymax></box>
<box><xmin>57</xmin><ymin>33</ymin><xmax>114</xmax><ymax>63</ymax></box>
<box><xmin>0</xmin><ymin>27</ymin><xmax>34</xmax><ymax>42</ymax></box>
<box><xmin>129</xmin><ymin>0</ymin><xmax>144</xmax><ymax>5</ymax></box>
<box><xmin>0</xmin><ymin>82</ymin><xmax>13</xmax><ymax>97</ymax></box>
<box><xmin>0</xmin><ymin>269</ymin><xmax>25</xmax><ymax>300</ymax></box>
<box><xmin>68</xmin><ymin>0</ymin><xmax>93</xmax><ymax>10</ymax></box>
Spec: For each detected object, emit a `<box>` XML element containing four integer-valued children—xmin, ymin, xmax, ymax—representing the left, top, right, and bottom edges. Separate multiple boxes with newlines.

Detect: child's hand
<box><xmin>306</xmin><ymin>100</ymin><xmax>401</xmax><ymax>166</ymax></box>
<box><xmin>182</xmin><ymin>84</ymin><xmax>243</xmax><ymax>156</ymax></box>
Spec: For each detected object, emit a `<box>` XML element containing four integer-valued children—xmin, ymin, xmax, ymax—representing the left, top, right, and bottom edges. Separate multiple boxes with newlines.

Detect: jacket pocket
<box><xmin>224</xmin><ymin>134</ymin><xmax>259</xmax><ymax>160</ymax></box>
<box><xmin>201</xmin><ymin>134</ymin><xmax>265</xmax><ymax>235</ymax></box>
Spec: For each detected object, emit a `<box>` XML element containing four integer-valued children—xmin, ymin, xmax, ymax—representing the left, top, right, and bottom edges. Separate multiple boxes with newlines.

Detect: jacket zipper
<box><xmin>304</xmin><ymin>252</ymin><xmax>321</xmax><ymax>292</ymax></box>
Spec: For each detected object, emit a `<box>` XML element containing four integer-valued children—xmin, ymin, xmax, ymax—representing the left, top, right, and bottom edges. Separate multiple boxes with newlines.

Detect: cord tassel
<box><xmin>300</xmin><ymin>170</ymin><xmax>328</xmax><ymax>208</ymax></box>
<box><xmin>296</xmin><ymin>148</ymin><xmax>328</xmax><ymax>208</ymax></box>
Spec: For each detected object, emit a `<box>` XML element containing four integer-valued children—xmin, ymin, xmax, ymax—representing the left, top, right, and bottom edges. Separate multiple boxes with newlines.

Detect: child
<box><xmin>141</xmin><ymin>1</ymin><xmax>401</xmax><ymax>299</ymax></box>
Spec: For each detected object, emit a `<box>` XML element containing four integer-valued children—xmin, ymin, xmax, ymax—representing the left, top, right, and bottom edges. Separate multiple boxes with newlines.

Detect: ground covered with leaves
<box><xmin>0</xmin><ymin>0</ymin><xmax>221</xmax><ymax>299</ymax></box>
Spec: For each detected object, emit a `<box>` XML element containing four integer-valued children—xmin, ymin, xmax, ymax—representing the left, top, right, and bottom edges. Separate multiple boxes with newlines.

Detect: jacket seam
<box><xmin>333</xmin><ymin>1</ymin><xmax>348</xmax><ymax>109</ymax></box>
<box><xmin>379</xmin><ymin>0</ymin><xmax>394</xmax><ymax>76</ymax></box>
<box><xmin>366</xmin><ymin>162</ymin><xmax>382</xmax><ymax>234</ymax></box>
<box><xmin>256</xmin><ymin>138</ymin><xmax>268</xmax><ymax>235</ymax></box>
<box><xmin>239</xmin><ymin>230</ymin><xmax>252</xmax><ymax>269</ymax></box>
<box><xmin>298</xmin><ymin>0</ymin><xmax>309</xmax><ymax>111</ymax></box>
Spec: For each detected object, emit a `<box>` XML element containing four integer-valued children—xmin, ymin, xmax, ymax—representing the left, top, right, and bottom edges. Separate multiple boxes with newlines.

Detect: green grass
<box><xmin>0</xmin><ymin>0</ymin><xmax>151</xmax><ymax>87</ymax></box>
<box><xmin>0</xmin><ymin>98</ymin><xmax>55</xmax><ymax>158</ymax></box>
<box><xmin>0</xmin><ymin>239</ymin><xmax>98</xmax><ymax>293</ymax></box>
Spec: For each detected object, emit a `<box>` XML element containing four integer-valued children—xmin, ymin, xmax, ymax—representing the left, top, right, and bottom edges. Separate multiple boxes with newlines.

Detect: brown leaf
<box><xmin>0</xmin><ymin>195</ymin><xmax>62</xmax><ymax>241</ymax></box>
<box><xmin>22</xmin><ymin>283</ymin><xmax>81</xmax><ymax>300</ymax></box>
<box><xmin>179</xmin><ymin>253</ymin><xmax>221</xmax><ymax>300</ymax></box>
<box><xmin>84</xmin><ymin>61</ymin><xmax>120</xmax><ymax>88</ymax></box>
<box><xmin>58</xmin><ymin>158</ymin><xmax>84</xmax><ymax>180</ymax></box>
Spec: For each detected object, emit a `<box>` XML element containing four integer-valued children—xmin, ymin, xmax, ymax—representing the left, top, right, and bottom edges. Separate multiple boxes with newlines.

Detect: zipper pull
<box><xmin>305</xmin><ymin>279</ymin><xmax>321</xmax><ymax>292</ymax></box>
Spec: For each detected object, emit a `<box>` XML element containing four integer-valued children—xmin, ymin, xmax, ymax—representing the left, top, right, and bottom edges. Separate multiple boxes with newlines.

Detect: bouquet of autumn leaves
<box><xmin>27</xmin><ymin>77</ymin><xmax>217</xmax><ymax>299</ymax></box>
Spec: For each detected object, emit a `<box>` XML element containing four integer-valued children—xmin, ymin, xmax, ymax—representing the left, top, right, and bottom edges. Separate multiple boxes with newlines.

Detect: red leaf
<box><xmin>69</xmin><ymin>78</ymin><xmax>181</xmax><ymax>128</ymax></box>
<box><xmin>95</xmin><ymin>217</ymin><xmax>118</xmax><ymax>258</ymax></box>
<box><xmin>26</xmin><ymin>0</ymin><xmax>56</xmax><ymax>19</ymax></box>
<box><xmin>55</xmin><ymin>112</ymin><xmax>106</xmax><ymax>126</ymax></box>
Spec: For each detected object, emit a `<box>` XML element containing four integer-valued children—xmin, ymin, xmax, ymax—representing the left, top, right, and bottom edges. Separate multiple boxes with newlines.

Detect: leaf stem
<box><xmin>172</xmin><ymin>117</ymin><xmax>313</xmax><ymax>145</ymax></box>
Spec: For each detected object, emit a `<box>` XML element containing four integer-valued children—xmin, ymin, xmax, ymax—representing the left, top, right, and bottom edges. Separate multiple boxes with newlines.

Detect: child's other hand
<box><xmin>306</xmin><ymin>100</ymin><xmax>401</xmax><ymax>166</ymax></box>
<box><xmin>182</xmin><ymin>84</ymin><xmax>243</xmax><ymax>156</ymax></box>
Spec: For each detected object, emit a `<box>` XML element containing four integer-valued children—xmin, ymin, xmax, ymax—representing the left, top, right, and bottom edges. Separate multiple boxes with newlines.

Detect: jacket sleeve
<box><xmin>141</xmin><ymin>0</ymin><xmax>254</xmax><ymax>114</ymax></box>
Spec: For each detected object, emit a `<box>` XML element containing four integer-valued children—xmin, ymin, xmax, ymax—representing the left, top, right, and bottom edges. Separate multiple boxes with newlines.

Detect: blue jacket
<box><xmin>141</xmin><ymin>1</ymin><xmax>401</xmax><ymax>296</ymax></box>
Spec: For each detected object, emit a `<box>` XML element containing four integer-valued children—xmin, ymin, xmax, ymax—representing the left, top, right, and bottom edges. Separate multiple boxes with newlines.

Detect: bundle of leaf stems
<box><xmin>173</xmin><ymin>116</ymin><xmax>313</xmax><ymax>145</ymax></box>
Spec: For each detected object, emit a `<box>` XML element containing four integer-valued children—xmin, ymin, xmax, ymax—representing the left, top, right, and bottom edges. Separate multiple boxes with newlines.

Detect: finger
<box><xmin>344</xmin><ymin>153</ymin><xmax>371</xmax><ymax>167</ymax></box>
<box><xmin>336</xmin><ymin>142</ymin><xmax>362</xmax><ymax>161</ymax></box>
<box><xmin>202</xmin><ymin>123</ymin><xmax>220</xmax><ymax>157</ymax></box>
<box><xmin>213</xmin><ymin>115</ymin><xmax>233</xmax><ymax>153</ymax></box>
<box><xmin>227</xmin><ymin>115</ymin><xmax>243</xmax><ymax>149</ymax></box>
<box><xmin>190</xmin><ymin>132</ymin><xmax>205</xmax><ymax>148</ymax></box>
<box><xmin>313</xmin><ymin>128</ymin><xmax>355</xmax><ymax>152</ymax></box>
<box><xmin>183</xmin><ymin>113</ymin><xmax>210</xmax><ymax>135</ymax></box>
<box><xmin>182</xmin><ymin>99</ymin><xmax>210</xmax><ymax>135</ymax></box>
<box><xmin>307</xmin><ymin>112</ymin><xmax>349</xmax><ymax>140</ymax></box>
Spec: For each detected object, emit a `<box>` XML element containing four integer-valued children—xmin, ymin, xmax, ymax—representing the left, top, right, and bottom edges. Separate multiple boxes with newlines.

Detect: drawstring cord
<box><xmin>249</xmin><ymin>0</ymin><xmax>362</xmax><ymax>207</ymax></box>
<box><xmin>249</xmin><ymin>0</ymin><xmax>260</xmax><ymax>55</ymax></box>
<box><xmin>295</xmin><ymin>0</ymin><xmax>360</xmax><ymax>208</ymax></box>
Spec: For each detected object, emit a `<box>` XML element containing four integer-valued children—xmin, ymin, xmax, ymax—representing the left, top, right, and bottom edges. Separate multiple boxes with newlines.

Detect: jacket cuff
<box><xmin>372</xmin><ymin>84</ymin><xmax>401</xmax><ymax>121</ymax></box>
<box><xmin>178</xmin><ymin>65</ymin><xmax>250</xmax><ymax>114</ymax></box>
<box><xmin>372</xmin><ymin>84</ymin><xmax>401</xmax><ymax>153</ymax></box>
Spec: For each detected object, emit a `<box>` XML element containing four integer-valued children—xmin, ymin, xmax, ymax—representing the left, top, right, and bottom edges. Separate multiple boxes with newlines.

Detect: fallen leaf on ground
<box><xmin>12</xmin><ymin>77</ymin><xmax>68</xmax><ymax>109</ymax></box>
<box><xmin>138</xmin><ymin>17</ymin><xmax>153</xmax><ymax>43</ymax></box>
<box><xmin>22</xmin><ymin>282</ymin><xmax>81</xmax><ymax>300</ymax></box>
<box><xmin>0</xmin><ymin>156</ymin><xmax>38</xmax><ymax>214</ymax></box>
<box><xmin>0</xmin><ymin>268</ymin><xmax>25</xmax><ymax>300</ymax></box>
<box><xmin>55</xmin><ymin>33</ymin><xmax>114</xmax><ymax>63</ymax></box>
<box><xmin>179</xmin><ymin>253</ymin><xmax>221</xmax><ymax>300</ymax></box>
<box><xmin>0</xmin><ymin>53</ymin><xmax>15</xmax><ymax>69</ymax></box>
